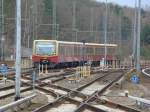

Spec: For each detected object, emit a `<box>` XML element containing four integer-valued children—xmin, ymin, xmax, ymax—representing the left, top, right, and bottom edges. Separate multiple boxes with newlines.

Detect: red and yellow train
<box><xmin>32</xmin><ymin>40</ymin><xmax>117</xmax><ymax>68</ymax></box>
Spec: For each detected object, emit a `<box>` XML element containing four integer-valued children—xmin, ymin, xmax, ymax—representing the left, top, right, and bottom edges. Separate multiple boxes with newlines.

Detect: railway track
<box><xmin>0</xmin><ymin>68</ymin><xmax>141</xmax><ymax>112</ymax></box>
<box><xmin>0</xmin><ymin>66</ymin><xmax>106</xmax><ymax>93</ymax></box>
<box><xmin>142</xmin><ymin>68</ymin><xmax>150</xmax><ymax>77</ymax></box>
<box><xmin>0</xmin><ymin>67</ymin><xmax>72</xmax><ymax>89</ymax></box>
<box><xmin>0</xmin><ymin>67</ymin><xmax>76</xmax><ymax>100</ymax></box>
<box><xmin>31</xmin><ymin>70</ymin><xmax>140</xmax><ymax>112</ymax></box>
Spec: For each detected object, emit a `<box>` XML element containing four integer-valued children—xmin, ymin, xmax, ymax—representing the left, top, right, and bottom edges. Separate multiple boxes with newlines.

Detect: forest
<box><xmin>0</xmin><ymin>0</ymin><xmax>150</xmax><ymax>59</ymax></box>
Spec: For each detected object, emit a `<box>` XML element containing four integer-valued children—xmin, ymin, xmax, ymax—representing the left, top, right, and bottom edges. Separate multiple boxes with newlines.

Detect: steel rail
<box><xmin>32</xmin><ymin>86</ymin><xmax>107</xmax><ymax>112</ymax></box>
<box><xmin>32</xmin><ymin>72</ymin><xmax>113</xmax><ymax>112</ymax></box>
<box><xmin>142</xmin><ymin>68</ymin><xmax>150</xmax><ymax>77</ymax></box>
<box><xmin>74</xmin><ymin>72</ymin><xmax>140</xmax><ymax>112</ymax></box>
<box><xmin>33</xmin><ymin>71</ymin><xmax>138</xmax><ymax>112</ymax></box>
<box><xmin>0</xmin><ymin>94</ymin><xmax>36</xmax><ymax>112</ymax></box>
<box><xmin>0</xmin><ymin>85</ymin><xmax>14</xmax><ymax>91</ymax></box>
<box><xmin>74</xmin><ymin>73</ymin><xmax>124</xmax><ymax>112</ymax></box>
<box><xmin>0</xmin><ymin>87</ymin><xmax>32</xmax><ymax>99</ymax></box>
<box><xmin>1</xmin><ymin>70</ymin><xmax>139</xmax><ymax>112</ymax></box>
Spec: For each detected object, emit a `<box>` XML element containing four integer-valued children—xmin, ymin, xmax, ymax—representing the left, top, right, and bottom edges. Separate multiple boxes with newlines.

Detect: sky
<box><xmin>96</xmin><ymin>0</ymin><xmax>150</xmax><ymax>8</ymax></box>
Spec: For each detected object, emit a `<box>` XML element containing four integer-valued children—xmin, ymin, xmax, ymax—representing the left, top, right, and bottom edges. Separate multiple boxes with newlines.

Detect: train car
<box><xmin>32</xmin><ymin>40</ymin><xmax>117</xmax><ymax>68</ymax></box>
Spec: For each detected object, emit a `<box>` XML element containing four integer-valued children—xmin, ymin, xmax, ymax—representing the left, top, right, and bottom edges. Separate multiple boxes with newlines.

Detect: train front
<box><xmin>32</xmin><ymin>40</ymin><xmax>58</xmax><ymax>68</ymax></box>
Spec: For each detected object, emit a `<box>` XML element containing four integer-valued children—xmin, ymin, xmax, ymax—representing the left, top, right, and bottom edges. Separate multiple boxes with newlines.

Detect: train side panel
<box><xmin>32</xmin><ymin>40</ymin><xmax>117</xmax><ymax>67</ymax></box>
<box><xmin>57</xmin><ymin>43</ymin><xmax>115</xmax><ymax>63</ymax></box>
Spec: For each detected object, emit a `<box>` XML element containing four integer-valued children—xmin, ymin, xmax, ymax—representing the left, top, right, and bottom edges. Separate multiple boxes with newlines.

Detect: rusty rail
<box><xmin>0</xmin><ymin>69</ymin><xmax>141</xmax><ymax>112</ymax></box>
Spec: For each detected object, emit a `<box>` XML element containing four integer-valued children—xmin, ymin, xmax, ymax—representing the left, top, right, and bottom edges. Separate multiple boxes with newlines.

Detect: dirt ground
<box><xmin>1</xmin><ymin>91</ymin><xmax>50</xmax><ymax>112</ymax></box>
<box><xmin>55</xmin><ymin>72</ymin><xmax>106</xmax><ymax>90</ymax></box>
<box><xmin>0</xmin><ymin>80</ymin><xmax>14</xmax><ymax>89</ymax></box>
<box><xmin>105</xmin><ymin>73</ymin><xmax>150</xmax><ymax>112</ymax></box>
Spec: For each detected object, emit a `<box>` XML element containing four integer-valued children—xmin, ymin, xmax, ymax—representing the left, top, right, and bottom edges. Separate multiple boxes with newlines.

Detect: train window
<box><xmin>86</xmin><ymin>47</ymin><xmax>94</xmax><ymax>55</ymax></box>
<box><xmin>35</xmin><ymin>41</ymin><xmax>56</xmax><ymax>55</ymax></box>
<box><xmin>95</xmin><ymin>47</ymin><xmax>104</xmax><ymax>55</ymax></box>
<box><xmin>59</xmin><ymin>44</ymin><xmax>65</xmax><ymax>56</ymax></box>
<box><xmin>109</xmin><ymin>47</ymin><xmax>115</xmax><ymax>54</ymax></box>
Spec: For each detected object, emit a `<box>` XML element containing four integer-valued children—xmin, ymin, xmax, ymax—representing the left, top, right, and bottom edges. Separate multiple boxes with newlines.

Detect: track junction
<box><xmin>1</xmin><ymin>66</ymin><xmax>148</xmax><ymax>112</ymax></box>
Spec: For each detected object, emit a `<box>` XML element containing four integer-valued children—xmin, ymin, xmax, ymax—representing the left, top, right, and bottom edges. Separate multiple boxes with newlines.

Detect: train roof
<box><xmin>34</xmin><ymin>40</ymin><xmax>117</xmax><ymax>47</ymax></box>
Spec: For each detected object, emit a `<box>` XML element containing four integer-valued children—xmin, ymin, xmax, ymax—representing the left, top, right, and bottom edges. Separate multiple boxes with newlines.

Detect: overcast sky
<box><xmin>96</xmin><ymin>0</ymin><xmax>150</xmax><ymax>8</ymax></box>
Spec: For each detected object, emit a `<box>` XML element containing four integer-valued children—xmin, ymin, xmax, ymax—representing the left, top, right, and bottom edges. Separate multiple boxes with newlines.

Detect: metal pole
<box><xmin>136</xmin><ymin>0</ymin><xmax>141</xmax><ymax>71</ymax></box>
<box><xmin>0</xmin><ymin>0</ymin><xmax>1</xmax><ymax>42</ymax></box>
<box><xmin>104</xmin><ymin>0</ymin><xmax>108</xmax><ymax>67</ymax></box>
<box><xmin>56</xmin><ymin>24</ymin><xmax>59</xmax><ymax>40</ymax></box>
<box><xmin>15</xmin><ymin>0</ymin><xmax>21</xmax><ymax>100</ymax></box>
<box><xmin>72</xmin><ymin>1</ymin><xmax>77</xmax><ymax>42</ymax></box>
<box><xmin>133</xmin><ymin>0</ymin><xmax>137</xmax><ymax>68</ymax></box>
<box><xmin>75</xmin><ymin>29</ymin><xmax>78</xmax><ymax>42</ymax></box>
<box><xmin>90</xmin><ymin>7</ymin><xmax>94</xmax><ymax>39</ymax></box>
<box><xmin>24</xmin><ymin>0</ymin><xmax>28</xmax><ymax>47</ymax></box>
<box><xmin>82</xmin><ymin>40</ymin><xmax>85</xmax><ymax>66</ymax></box>
<box><xmin>72</xmin><ymin>1</ymin><xmax>76</xmax><ymax>30</ymax></box>
<box><xmin>1</xmin><ymin>0</ymin><xmax>4</xmax><ymax>61</ymax></box>
<box><xmin>28</xmin><ymin>6</ymin><xmax>32</xmax><ymax>49</ymax></box>
<box><xmin>32</xmin><ymin>71</ymin><xmax>36</xmax><ymax>93</ymax></box>
<box><xmin>119</xmin><ymin>12</ymin><xmax>122</xmax><ymax>63</ymax></box>
<box><xmin>0</xmin><ymin>94</ymin><xmax>36</xmax><ymax>111</ymax></box>
<box><xmin>33</xmin><ymin>0</ymin><xmax>38</xmax><ymax>40</ymax></box>
<box><xmin>1</xmin><ymin>36</ymin><xmax>4</xmax><ymax>61</ymax></box>
<box><xmin>52</xmin><ymin>0</ymin><xmax>56</xmax><ymax>39</ymax></box>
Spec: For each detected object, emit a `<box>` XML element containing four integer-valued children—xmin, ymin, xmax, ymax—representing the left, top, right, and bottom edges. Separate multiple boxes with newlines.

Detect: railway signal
<box><xmin>0</xmin><ymin>64</ymin><xmax>8</xmax><ymax>83</ymax></box>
